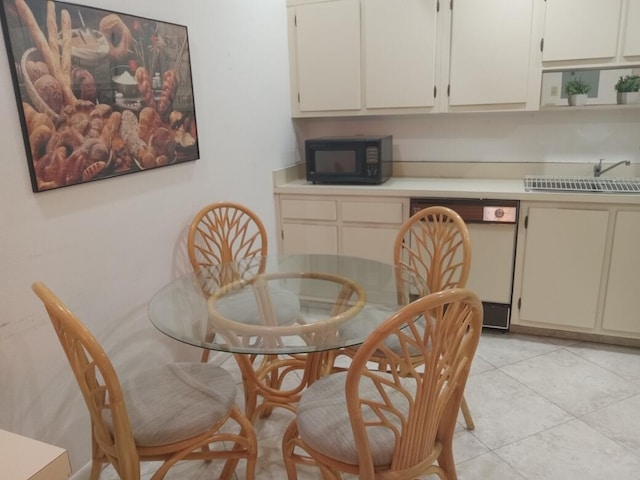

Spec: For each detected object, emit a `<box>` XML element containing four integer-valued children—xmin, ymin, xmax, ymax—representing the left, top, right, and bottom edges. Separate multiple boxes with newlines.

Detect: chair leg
<box><xmin>89</xmin><ymin>460</ymin><xmax>103</xmax><ymax>480</ymax></box>
<box><xmin>200</xmin><ymin>349</ymin><xmax>210</xmax><ymax>362</ymax></box>
<box><xmin>460</xmin><ymin>395</ymin><xmax>474</xmax><ymax>430</ymax></box>
<box><xmin>220</xmin><ymin>406</ymin><xmax>257</xmax><ymax>480</ymax></box>
<box><xmin>200</xmin><ymin>332</ymin><xmax>217</xmax><ymax>363</ymax></box>
<box><xmin>282</xmin><ymin>420</ymin><xmax>299</xmax><ymax>480</ymax></box>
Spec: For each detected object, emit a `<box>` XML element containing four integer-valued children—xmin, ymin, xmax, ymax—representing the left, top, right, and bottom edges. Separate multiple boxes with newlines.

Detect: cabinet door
<box><xmin>623</xmin><ymin>0</ymin><xmax>640</xmax><ymax>58</ymax></box>
<box><xmin>448</xmin><ymin>0</ymin><xmax>534</xmax><ymax>106</ymax></box>
<box><xmin>602</xmin><ymin>211</ymin><xmax>640</xmax><ymax>335</ymax></box>
<box><xmin>519</xmin><ymin>207</ymin><xmax>608</xmax><ymax>330</ymax></box>
<box><xmin>282</xmin><ymin>223</ymin><xmax>338</xmax><ymax>255</ymax></box>
<box><xmin>542</xmin><ymin>0</ymin><xmax>622</xmax><ymax>62</ymax></box>
<box><xmin>363</xmin><ymin>0</ymin><xmax>437</xmax><ymax>108</ymax></box>
<box><xmin>341</xmin><ymin>199</ymin><xmax>405</xmax><ymax>264</ymax></box>
<box><xmin>290</xmin><ymin>0</ymin><xmax>361</xmax><ymax>112</ymax></box>
<box><xmin>342</xmin><ymin>226</ymin><xmax>397</xmax><ymax>264</ymax></box>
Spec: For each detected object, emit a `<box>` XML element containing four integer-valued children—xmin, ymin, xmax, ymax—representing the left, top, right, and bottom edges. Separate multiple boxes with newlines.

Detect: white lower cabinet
<box><xmin>601</xmin><ymin>210</ymin><xmax>640</xmax><ymax>335</ymax></box>
<box><xmin>279</xmin><ymin>198</ymin><xmax>339</xmax><ymax>254</ymax></box>
<box><xmin>341</xmin><ymin>225</ymin><xmax>399</xmax><ymax>264</ymax></box>
<box><xmin>517</xmin><ymin>206</ymin><xmax>609</xmax><ymax>330</ymax></box>
<box><xmin>281</xmin><ymin>223</ymin><xmax>338</xmax><ymax>255</ymax></box>
<box><xmin>513</xmin><ymin>203</ymin><xmax>640</xmax><ymax>339</ymax></box>
<box><xmin>277</xmin><ymin>194</ymin><xmax>408</xmax><ymax>264</ymax></box>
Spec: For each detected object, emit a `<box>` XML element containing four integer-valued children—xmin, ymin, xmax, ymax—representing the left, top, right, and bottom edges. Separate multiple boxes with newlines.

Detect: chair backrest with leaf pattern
<box><xmin>187</xmin><ymin>202</ymin><xmax>268</xmax><ymax>285</ymax></box>
<box><xmin>345</xmin><ymin>288</ymin><xmax>482</xmax><ymax>478</ymax></box>
<box><xmin>393</xmin><ymin>206</ymin><xmax>471</xmax><ymax>299</ymax></box>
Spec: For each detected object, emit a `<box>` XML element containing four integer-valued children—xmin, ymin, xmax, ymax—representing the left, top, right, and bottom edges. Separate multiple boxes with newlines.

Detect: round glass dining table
<box><xmin>148</xmin><ymin>254</ymin><xmax>424</xmax><ymax>419</ymax></box>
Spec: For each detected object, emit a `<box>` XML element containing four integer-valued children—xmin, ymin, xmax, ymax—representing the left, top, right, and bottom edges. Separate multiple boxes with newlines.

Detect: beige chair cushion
<box><xmin>339</xmin><ymin>305</ymin><xmax>400</xmax><ymax>343</ymax></box>
<box><xmin>340</xmin><ymin>306</ymin><xmax>428</xmax><ymax>354</ymax></box>
<box><xmin>296</xmin><ymin>371</ymin><xmax>412</xmax><ymax>466</ymax></box>
<box><xmin>105</xmin><ymin>363</ymin><xmax>237</xmax><ymax>447</ymax></box>
<box><xmin>215</xmin><ymin>287</ymin><xmax>300</xmax><ymax>326</ymax></box>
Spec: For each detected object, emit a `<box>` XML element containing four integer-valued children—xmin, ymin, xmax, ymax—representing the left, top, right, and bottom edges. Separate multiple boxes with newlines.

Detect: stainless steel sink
<box><xmin>524</xmin><ymin>176</ymin><xmax>640</xmax><ymax>193</ymax></box>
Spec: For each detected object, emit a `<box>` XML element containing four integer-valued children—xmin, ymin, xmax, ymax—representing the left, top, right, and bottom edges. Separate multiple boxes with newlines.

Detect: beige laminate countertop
<box><xmin>274</xmin><ymin>177</ymin><xmax>640</xmax><ymax>205</ymax></box>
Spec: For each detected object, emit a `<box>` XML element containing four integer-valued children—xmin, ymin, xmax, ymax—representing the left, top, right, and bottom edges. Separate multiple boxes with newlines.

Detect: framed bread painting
<box><xmin>0</xmin><ymin>0</ymin><xmax>199</xmax><ymax>192</ymax></box>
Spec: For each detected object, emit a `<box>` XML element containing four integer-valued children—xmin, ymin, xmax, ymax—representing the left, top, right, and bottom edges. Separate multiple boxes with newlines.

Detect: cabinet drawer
<box><xmin>281</xmin><ymin>199</ymin><xmax>337</xmax><ymax>221</ymax></box>
<box><xmin>342</xmin><ymin>201</ymin><xmax>404</xmax><ymax>224</ymax></box>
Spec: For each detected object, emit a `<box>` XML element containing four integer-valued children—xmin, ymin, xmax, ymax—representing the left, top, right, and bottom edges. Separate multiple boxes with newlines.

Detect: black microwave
<box><xmin>305</xmin><ymin>135</ymin><xmax>392</xmax><ymax>185</ymax></box>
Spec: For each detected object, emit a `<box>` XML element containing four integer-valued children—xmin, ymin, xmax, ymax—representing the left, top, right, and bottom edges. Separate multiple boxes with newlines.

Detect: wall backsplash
<box><xmin>296</xmin><ymin>108</ymin><xmax>640</xmax><ymax>166</ymax></box>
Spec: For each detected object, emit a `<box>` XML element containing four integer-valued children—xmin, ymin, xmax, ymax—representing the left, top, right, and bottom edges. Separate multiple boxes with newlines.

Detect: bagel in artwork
<box><xmin>99</xmin><ymin>14</ymin><xmax>132</xmax><ymax>62</ymax></box>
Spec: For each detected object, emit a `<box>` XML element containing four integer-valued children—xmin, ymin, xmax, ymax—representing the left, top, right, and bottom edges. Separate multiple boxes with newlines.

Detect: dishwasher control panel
<box><xmin>410</xmin><ymin>198</ymin><xmax>519</xmax><ymax>224</ymax></box>
<box><xmin>483</xmin><ymin>206</ymin><xmax>517</xmax><ymax>223</ymax></box>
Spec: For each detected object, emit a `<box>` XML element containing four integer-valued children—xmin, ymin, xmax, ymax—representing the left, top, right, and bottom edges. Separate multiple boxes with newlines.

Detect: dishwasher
<box><xmin>409</xmin><ymin>198</ymin><xmax>519</xmax><ymax>329</ymax></box>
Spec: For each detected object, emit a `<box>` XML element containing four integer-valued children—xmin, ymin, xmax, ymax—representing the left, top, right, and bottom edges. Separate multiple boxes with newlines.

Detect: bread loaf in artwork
<box><xmin>120</xmin><ymin>109</ymin><xmax>147</xmax><ymax>160</ymax></box>
<box><xmin>14</xmin><ymin>0</ymin><xmax>76</xmax><ymax>107</ymax></box>
<box><xmin>34</xmin><ymin>74</ymin><xmax>63</xmax><ymax>114</ymax></box>
<box><xmin>157</xmin><ymin>69</ymin><xmax>177</xmax><ymax>116</ymax></box>
<box><xmin>135</xmin><ymin>67</ymin><xmax>155</xmax><ymax>109</ymax></box>
<box><xmin>149</xmin><ymin>127</ymin><xmax>175</xmax><ymax>160</ymax></box>
<box><xmin>25</xmin><ymin>60</ymin><xmax>49</xmax><ymax>82</ymax></box>
<box><xmin>72</xmin><ymin>67</ymin><xmax>97</xmax><ymax>103</ymax></box>
<box><xmin>138</xmin><ymin>107</ymin><xmax>161</xmax><ymax>143</ymax></box>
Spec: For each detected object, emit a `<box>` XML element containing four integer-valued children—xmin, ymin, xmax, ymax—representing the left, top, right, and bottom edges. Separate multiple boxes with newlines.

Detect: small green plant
<box><xmin>614</xmin><ymin>74</ymin><xmax>640</xmax><ymax>93</ymax></box>
<box><xmin>565</xmin><ymin>77</ymin><xmax>591</xmax><ymax>95</ymax></box>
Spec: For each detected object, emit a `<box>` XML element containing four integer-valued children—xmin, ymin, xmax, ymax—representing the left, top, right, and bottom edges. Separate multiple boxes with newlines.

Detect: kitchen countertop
<box><xmin>274</xmin><ymin>177</ymin><xmax>640</xmax><ymax>205</ymax></box>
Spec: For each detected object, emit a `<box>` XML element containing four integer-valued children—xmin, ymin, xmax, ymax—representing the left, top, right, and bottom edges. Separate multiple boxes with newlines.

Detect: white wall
<box><xmin>0</xmin><ymin>0</ymin><xmax>296</xmax><ymax>473</ymax></box>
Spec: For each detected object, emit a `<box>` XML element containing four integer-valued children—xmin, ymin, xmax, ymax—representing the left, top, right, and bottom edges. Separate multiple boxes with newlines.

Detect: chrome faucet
<box><xmin>593</xmin><ymin>159</ymin><xmax>631</xmax><ymax>177</ymax></box>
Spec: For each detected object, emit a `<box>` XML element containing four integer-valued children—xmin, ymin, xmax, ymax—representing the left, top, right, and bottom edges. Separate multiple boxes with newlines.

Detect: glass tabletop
<box><xmin>148</xmin><ymin>254</ymin><xmax>425</xmax><ymax>355</ymax></box>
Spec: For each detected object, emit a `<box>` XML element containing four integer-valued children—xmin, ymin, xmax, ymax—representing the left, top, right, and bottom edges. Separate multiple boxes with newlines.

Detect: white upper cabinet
<box><xmin>541</xmin><ymin>0</ymin><xmax>626</xmax><ymax>65</ymax></box>
<box><xmin>288</xmin><ymin>0</ymin><xmax>440</xmax><ymax>116</ymax></box>
<box><xmin>448</xmin><ymin>0</ymin><xmax>535</xmax><ymax>107</ymax></box>
<box><xmin>288</xmin><ymin>0</ymin><xmax>361</xmax><ymax>112</ymax></box>
<box><xmin>622</xmin><ymin>0</ymin><xmax>640</xmax><ymax>58</ymax></box>
<box><xmin>363</xmin><ymin>0</ymin><xmax>438</xmax><ymax>109</ymax></box>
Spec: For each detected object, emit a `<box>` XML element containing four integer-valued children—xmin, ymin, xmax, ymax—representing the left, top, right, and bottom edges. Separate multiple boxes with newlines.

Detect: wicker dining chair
<box><xmin>282</xmin><ymin>288</ymin><xmax>483</xmax><ymax>480</ymax></box>
<box><xmin>188</xmin><ymin>201</ymin><xmax>271</xmax><ymax>360</ymax></box>
<box><xmin>337</xmin><ymin>205</ymin><xmax>475</xmax><ymax>429</ymax></box>
<box><xmin>187</xmin><ymin>202</ymin><xmax>300</xmax><ymax>419</ymax></box>
<box><xmin>32</xmin><ymin>281</ymin><xmax>257</xmax><ymax>480</ymax></box>
<box><xmin>187</xmin><ymin>202</ymin><xmax>268</xmax><ymax>279</ymax></box>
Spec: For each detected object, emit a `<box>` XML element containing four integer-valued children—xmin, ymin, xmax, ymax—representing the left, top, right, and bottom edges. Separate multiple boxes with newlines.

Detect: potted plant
<box><xmin>565</xmin><ymin>78</ymin><xmax>590</xmax><ymax>106</ymax></box>
<box><xmin>614</xmin><ymin>74</ymin><xmax>640</xmax><ymax>104</ymax></box>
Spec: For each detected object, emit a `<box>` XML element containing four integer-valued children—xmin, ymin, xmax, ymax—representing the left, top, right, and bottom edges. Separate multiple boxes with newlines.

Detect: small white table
<box><xmin>0</xmin><ymin>429</ymin><xmax>71</xmax><ymax>479</ymax></box>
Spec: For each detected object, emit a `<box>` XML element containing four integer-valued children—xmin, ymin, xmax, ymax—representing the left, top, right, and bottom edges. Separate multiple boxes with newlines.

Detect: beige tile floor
<box><xmin>102</xmin><ymin>331</ymin><xmax>640</xmax><ymax>480</ymax></box>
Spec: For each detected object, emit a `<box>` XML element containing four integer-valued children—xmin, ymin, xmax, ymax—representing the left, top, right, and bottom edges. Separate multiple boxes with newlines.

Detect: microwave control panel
<box><xmin>365</xmin><ymin>146</ymin><xmax>379</xmax><ymax>163</ymax></box>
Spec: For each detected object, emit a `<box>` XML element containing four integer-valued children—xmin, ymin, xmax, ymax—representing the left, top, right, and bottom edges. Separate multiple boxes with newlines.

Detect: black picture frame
<box><xmin>0</xmin><ymin>0</ymin><xmax>199</xmax><ymax>192</ymax></box>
